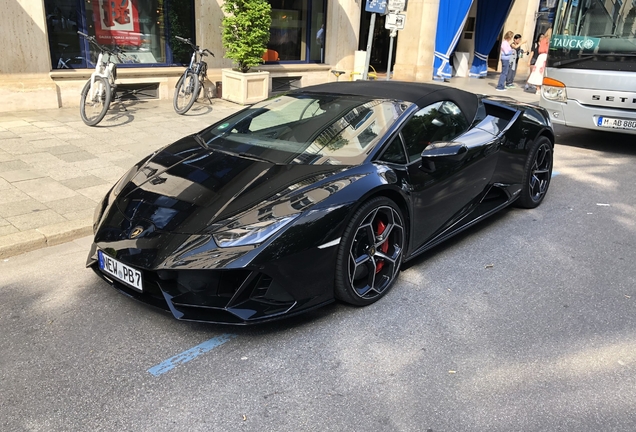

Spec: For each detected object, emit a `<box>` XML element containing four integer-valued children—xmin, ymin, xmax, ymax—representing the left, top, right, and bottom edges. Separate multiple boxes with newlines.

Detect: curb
<box><xmin>0</xmin><ymin>218</ymin><xmax>92</xmax><ymax>259</ymax></box>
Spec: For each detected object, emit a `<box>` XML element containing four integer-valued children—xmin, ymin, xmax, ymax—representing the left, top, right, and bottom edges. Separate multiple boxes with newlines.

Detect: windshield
<box><xmin>547</xmin><ymin>0</ymin><xmax>636</xmax><ymax>70</ymax></box>
<box><xmin>198</xmin><ymin>94</ymin><xmax>411</xmax><ymax>165</ymax></box>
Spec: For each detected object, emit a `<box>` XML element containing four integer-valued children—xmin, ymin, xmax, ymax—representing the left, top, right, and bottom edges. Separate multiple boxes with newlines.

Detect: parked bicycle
<box><xmin>173</xmin><ymin>36</ymin><xmax>214</xmax><ymax>115</ymax></box>
<box><xmin>77</xmin><ymin>31</ymin><xmax>125</xmax><ymax>126</ymax></box>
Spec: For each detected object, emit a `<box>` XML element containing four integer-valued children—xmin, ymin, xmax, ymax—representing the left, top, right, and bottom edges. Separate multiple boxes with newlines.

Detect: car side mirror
<box><xmin>421</xmin><ymin>141</ymin><xmax>468</xmax><ymax>158</ymax></box>
<box><xmin>420</xmin><ymin>142</ymin><xmax>468</xmax><ymax>173</ymax></box>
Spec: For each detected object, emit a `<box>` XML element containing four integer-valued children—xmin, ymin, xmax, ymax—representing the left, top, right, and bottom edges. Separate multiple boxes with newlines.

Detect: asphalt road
<box><xmin>2</xmin><ymin>125</ymin><xmax>635</xmax><ymax>432</ymax></box>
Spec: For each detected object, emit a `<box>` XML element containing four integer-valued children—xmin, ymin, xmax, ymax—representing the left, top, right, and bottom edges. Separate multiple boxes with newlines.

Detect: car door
<box><xmin>401</xmin><ymin>100</ymin><xmax>500</xmax><ymax>249</ymax></box>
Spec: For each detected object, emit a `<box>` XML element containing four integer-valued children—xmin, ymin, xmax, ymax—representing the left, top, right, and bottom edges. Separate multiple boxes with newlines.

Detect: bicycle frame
<box><xmin>172</xmin><ymin>36</ymin><xmax>213</xmax><ymax>114</ymax></box>
<box><xmin>188</xmin><ymin>51</ymin><xmax>197</xmax><ymax>70</ymax></box>
<box><xmin>88</xmin><ymin>52</ymin><xmax>115</xmax><ymax>100</ymax></box>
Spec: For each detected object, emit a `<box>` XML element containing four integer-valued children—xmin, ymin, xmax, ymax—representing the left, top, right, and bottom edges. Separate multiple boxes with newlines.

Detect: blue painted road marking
<box><xmin>552</xmin><ymin>171</ymin><xmax>560</xmax><ymax>177</ymax></box>
<box><xmin>148</xmin><ymin>333</ymin><xmax>237</xmax><ymax>376</ymax></box>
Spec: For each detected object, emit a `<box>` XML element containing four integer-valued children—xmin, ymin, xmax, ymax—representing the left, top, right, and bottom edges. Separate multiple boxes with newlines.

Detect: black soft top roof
<box><xmin>298</xmin><ymin>80</ymin><xmax>480</xmax><ymax>124</ymax></box>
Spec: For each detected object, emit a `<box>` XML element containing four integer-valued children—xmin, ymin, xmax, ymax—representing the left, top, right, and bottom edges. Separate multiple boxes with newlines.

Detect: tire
<box><xmin>515</xmin><ymin>136</ymin><xmax>553</xmax><ymax>209</ymax></box>
<box><xmin>173</xmin><ymin>71</ymin><xmax>200</xmax><ymax>115</ymax></box>
<box><xmin>335</xmin><ymin>197</ymin><xmax>405</xmax><ymax>306</ymax></box>
<box><xmin>80</xmin><ymin>77</ymin><xmax>111</xmax><ymax>126</ymax></box>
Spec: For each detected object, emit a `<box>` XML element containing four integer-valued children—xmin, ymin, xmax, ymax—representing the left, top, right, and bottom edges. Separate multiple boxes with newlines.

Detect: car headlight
<box><xmin>542</xmin><ymin>77</ymin><xmax>567</xmax><ymax>103</ymax></box>
<box><xmin>212</xmin><ymin>215</ymin><xmax>298</xmax><ymax>248</ymax></box>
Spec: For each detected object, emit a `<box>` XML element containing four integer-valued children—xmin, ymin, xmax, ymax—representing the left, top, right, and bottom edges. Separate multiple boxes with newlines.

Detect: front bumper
<box><xmin>540</xmin><ymin>97</ymin><xmax>636</xmax><ymax>135</ymax></box>
<box><xmin>86</xmin><ymin>235</ymin><xmax>337</xmax><ymax>324</ymax></box>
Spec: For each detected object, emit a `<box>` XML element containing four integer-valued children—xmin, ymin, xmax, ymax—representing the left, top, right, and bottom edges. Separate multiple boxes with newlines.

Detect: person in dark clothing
<box><xmin>505</xmin><ymin>34</ymin><xmax>525</xmax><ymax>88</ymax></box>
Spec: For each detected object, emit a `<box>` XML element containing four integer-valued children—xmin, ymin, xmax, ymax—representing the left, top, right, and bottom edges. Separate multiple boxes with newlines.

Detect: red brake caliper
<box><xmin>375</xmin><ymin>219</ymin><xmax>389</xmax><ymax>273</ymax></box>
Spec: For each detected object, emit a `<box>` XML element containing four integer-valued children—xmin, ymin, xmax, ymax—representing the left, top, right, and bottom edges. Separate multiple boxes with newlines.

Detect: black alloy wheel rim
<box><xmin>348</xmin><ymin>205</ymin><xmax>404</xmax><ymax>300</ymax></box>
<box><xmin>529</xmin><ymin>142</ymin><xmax>552</xmax><ymax>202</ymax></box>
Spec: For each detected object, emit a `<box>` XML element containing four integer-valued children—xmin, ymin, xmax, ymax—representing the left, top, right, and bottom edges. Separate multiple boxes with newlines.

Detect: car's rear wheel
<box><xmin>335</xmin><ymin>197</ymin><xmax>405</xmax><ymax>306</ymax></box>
<box><xmin>515</xmin><ymin>136</ymin><xmax>553</xmax><ymax>209</ymax></box>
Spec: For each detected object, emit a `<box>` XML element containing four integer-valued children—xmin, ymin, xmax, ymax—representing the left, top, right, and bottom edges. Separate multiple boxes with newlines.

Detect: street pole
<box><xmin>362</xmin><ymin>13</ymin><xmax>376</xmax><ymax>80</ymax></box>
<box><xmin>386</xmin><ymin>29</ymin><xmax>397</xmax><ymax>80</ymax></box>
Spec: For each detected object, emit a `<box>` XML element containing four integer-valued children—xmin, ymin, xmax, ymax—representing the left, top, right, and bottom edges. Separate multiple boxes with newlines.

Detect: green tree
<box><xmin>222</xmin><ymin>0</ymin><xmax>272</xmax><ymax>73</ymax></box>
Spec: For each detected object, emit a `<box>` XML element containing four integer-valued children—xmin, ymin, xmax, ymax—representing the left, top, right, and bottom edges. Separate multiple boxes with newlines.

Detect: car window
<box><xmin>378</xmin><ymin>135</ymin><xmax>407</xmax><ymax>164</ymax></box>
<box><xmin>199</xmin><ymin>94</ymin><xmax>413</xmax><ymax>166</ymax></box>
<box><xmin>401</xmin><ymin>101</ymin><xmax>469</xmax><ymax>163</ymax></box>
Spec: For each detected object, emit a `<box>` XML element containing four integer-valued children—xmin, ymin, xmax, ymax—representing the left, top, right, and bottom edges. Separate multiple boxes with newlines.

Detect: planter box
<box><xmin>221</xmin><ymin>69</ymin><xmax>270</xmax><ymax>105</ymax></box>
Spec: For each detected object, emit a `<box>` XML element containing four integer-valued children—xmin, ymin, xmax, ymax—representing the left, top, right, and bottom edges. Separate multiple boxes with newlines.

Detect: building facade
<box><xmin>1</xmin><ymin>0</ymin><xmax>542</xmax><ymax>112</ymax></box>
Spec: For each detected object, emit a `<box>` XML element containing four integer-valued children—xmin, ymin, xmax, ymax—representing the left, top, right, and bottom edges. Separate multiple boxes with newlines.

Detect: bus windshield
<box><xmin>548</xmin><ymin>0</ymin><xmax>636</xmax><ymax>70</ymax></box>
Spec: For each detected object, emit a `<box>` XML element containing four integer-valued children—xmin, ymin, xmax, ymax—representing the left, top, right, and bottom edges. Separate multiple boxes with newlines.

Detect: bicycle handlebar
<box><xmin>174</xmin><ymin>35</ymin><xmax>214</xmax><ymax>57</ymax></box>
<box><xmin>77</xmin><ymin>31</ymin><xmax>125</xmax><ymax>57</ymax></box>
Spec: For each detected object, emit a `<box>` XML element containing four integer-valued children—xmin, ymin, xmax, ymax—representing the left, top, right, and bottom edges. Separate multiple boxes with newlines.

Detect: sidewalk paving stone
<box><xmin>0</xmin><ymin>75</ymin><xmax>538</xmax><ymax>259</ymax></box>
<box><xmin>0</xmin><ymin>169</ymin><xmax>46</xmax><ymax>182</ymax></box>
<box><xmin>0</xmin><ymin>198</ymin><xmax>48</xmax><ymax>218</ymax></box>
<box><xmin>7</xmin><ymin>209</ymin><xmax>68</xmax><ymax>231</ymax></box>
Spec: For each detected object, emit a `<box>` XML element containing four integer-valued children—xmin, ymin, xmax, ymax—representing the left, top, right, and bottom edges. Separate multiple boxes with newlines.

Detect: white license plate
<box><xmin>98</xmin><ymin>250</ymin><xmax>143</xmax><ymax>292</ymax></box>
<box><xmin>597</xmin><ymin>117</ymin><xmax>636</xmax><ymax>130</ymax></box>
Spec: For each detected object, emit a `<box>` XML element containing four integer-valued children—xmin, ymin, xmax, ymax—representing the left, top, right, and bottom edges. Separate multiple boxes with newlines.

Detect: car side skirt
<box><xmin>404</xmin><ymin>182</ymin><xmax>521</xmax><ymax>262</ymax></box>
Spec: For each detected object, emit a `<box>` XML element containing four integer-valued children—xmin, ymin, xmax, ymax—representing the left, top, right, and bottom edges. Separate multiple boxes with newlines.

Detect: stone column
<box><xmin>0</xmin><ymin>0</ymin><xmax>51</xmax><ymax>74</ymax></box>
<box><xmin>0</xmin><ymin>0</ymin><xmax>59</xmax><ymax>111</ymax></box>
<box><xmin>196</xmin><ymin>0</ymin><xmax>233</xmax><ymax>70</ymax></box>
<box><xmin>392</xmin><ymin>0</ymin><xmax>440</xmax><ymax>82</ymax></box>
<box><xmin>325</xmin><ymin>0</ymin><xmax>362</xmax><ymax>75</ymax></box>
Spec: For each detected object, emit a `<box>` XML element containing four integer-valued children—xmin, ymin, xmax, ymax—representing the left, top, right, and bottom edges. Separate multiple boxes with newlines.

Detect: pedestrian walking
<box><xmin>506</xmin><ymin>34</ymin><xmax>526</xmax><ymax>88</ymax></box>
<box><xmin>496</xmin><ymin>31</ymin><xmax>515</xmax><ymax>91</ymax></box>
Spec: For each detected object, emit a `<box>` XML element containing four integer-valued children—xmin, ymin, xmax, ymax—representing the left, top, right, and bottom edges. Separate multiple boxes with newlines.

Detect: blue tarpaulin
<box><xmin>433</xmin><ymin>0</ymin><xmax>474</xmax><ymax>80</ymax></box>
<box><xmin>469</xmin><ymin>0</ymin><xmax>515</xmax><ymax>77</ymax></box>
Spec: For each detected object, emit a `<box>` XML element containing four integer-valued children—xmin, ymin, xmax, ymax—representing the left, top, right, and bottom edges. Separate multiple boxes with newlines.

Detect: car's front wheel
<box><xmin>516</xmin><ymin>136</ymin><xmax>553</xmax><ymax>209</ymax></box>
<box><xmin>335</xmin><ymin>197</ymin><xmax>405</xmax><ymax>306</ymax></box>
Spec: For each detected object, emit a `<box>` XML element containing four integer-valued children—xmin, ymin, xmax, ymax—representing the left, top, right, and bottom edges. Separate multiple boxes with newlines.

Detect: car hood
<box><xmin>112</xmin><ymin>135</ymin><xmax>348</xmax><ymax>235</ymax></box>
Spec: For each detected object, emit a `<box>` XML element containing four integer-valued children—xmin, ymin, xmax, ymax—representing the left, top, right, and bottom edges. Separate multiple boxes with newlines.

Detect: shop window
<box><xmin>45</xmin><ymin>0</ymin><xmax>194</xmax><ymax>69</ymax></box>
<box><xmin>85</xmin><ymin>0</ymin><xmax>166</xmax><ymax>64</ymax></box>
<box><xmin>46</xmin><ymin>0</ymin><xmax>84</xmax><ymax>69</ymax></box>
<box><xmin>267</xmin><ymin>0</ymin><xmax>327</xmax><ymax>63</ymax></box>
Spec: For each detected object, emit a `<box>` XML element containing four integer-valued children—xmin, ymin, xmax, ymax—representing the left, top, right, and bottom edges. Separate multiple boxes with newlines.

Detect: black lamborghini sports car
<box><xmin>87</xmin><ymin>81</ymin><xmax>554</xmax><ymax>324</ymax></box>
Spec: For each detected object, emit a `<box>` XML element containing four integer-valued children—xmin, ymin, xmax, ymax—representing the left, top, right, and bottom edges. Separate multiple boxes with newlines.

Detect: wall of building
<box><xmin>392</xmin><ymin>0</ymin><xmax>440</xmax><ymax>81</ymax></box>
<box><xmin>324</xmin><ymin>0</ymin><xmax>361</xmax><ymax>77</ymax></box>
<box><xmin>195</xmin><ymin>0</ymin><xmax>233</xmax><ymax>71</ymax></box>
<box><xmin>1</xmin><ymin>0</ymin><xmax>51</xmax><ymax>74</ymax></box>
<box><xmin>0</xmin><ymin>0</ymin><xmax>59</xmax><ymax>110</ymax></box>
<box><xmin>0</xmin><ymin>0</ymin><xmax>542</xmax><ymax>112</ymax></box>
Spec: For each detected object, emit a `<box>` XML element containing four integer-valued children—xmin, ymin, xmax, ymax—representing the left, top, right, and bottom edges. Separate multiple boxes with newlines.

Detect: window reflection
<box><xmin>401</xmin><ymin>101</ymin><xmax>469</xmax><ymax>163</ymax></box>
<box><xmin>201</xmin><ymin>94</ymin><xmax>412</xmax><ymax>166</ymax></box>
<box><xmin>267</xmin><ymin>0</ymin><xmax>326</xmax><ymax>63</ymax></box>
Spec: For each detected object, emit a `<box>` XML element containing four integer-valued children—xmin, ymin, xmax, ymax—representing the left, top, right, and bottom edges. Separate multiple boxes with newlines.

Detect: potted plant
<box><xmin>221</xmin><ymin>0</ymin><xmax>272</xmax><ymax>104</ymax></box>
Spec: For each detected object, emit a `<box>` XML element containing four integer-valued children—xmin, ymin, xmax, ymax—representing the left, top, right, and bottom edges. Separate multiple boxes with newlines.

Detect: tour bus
<box><xmin>539</xmin><ymin>0</ymin><xmax>636</xmax><ymax>134</ymax></box>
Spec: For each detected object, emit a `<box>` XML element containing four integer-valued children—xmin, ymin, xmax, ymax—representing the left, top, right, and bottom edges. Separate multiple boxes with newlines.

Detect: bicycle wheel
<box><xmin>80</xmin><ymin>77</ymin><xmax>111</xmax><ymax>126</ymax></box>
<box><xmin>173</xmin><ymin>71</ymin><xmax>200</xmax><ymax>115</ymax></box>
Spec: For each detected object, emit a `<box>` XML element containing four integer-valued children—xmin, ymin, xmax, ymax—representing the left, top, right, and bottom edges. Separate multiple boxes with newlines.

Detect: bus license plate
<box><xmin>597</xmin><ymin>117</ymin><xmax>636</xmax><ymax>130</ymax></box>
<box><xmin>98</xmin><ymin>250</ymin><xmax>143</xmax><ymax>292</ymax></box>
